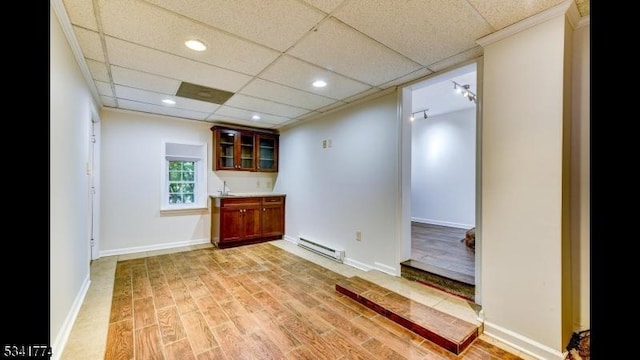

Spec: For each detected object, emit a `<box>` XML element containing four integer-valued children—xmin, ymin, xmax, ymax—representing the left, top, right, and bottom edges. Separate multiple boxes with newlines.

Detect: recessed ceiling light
<box><xmin>252</xmin><ymin>115</ymin><xmax>261</xmax><ymax>121</ymax></box>
<box><xmin>185</xmin><ymin>39</ymin><xmax>207</xmax><ymax>51</ymax></box>
<box><xmin>312</xmin><ymin>80</ymin><xmax>327</xmax><ymax>88</ymax></box>
<box><xmin>162</xmin><ymin>99</ymin><xmax>176</xmax><ymax>105</ymax></box>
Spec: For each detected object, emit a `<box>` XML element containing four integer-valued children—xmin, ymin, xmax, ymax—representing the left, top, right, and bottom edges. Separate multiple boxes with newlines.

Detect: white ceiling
<box><xmin>411</xmin><ymin>63</ymin><xmax>477</xmax><ymax>118</ymax></box>
<box><xmin>55</xmin><ymin>0</ymin><xmax>589</xmax><ymax>130</ymax></box>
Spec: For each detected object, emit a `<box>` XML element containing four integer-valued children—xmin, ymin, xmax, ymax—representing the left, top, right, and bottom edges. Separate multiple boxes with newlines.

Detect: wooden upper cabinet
<box><xmin>256</xmin><ymin>134</ymin><xmax>278</xmax><ymax>172</ymax></box>
<box><xmin>212</xmin><ymin>125</ymin><xmax>278</xmax><ymax>172</ymax></box>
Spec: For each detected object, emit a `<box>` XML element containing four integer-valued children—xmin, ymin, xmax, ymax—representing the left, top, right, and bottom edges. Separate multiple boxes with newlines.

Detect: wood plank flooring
<box><xmin>105</xmin><ymin>242</ymin><xmax>520</xmax><ymax>359</ymax></box>
<box><xmin>411</xmin><ymin>223</ymin><xmax>475</xmax><ymax>283</ymax></box>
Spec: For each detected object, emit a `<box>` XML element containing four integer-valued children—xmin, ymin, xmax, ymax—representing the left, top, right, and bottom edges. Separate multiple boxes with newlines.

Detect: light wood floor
<box><xmin>103</xmin><ymin>242</ymin><xmax>518</xmax><ymax>359</ymax></box>
<box><xmin>411</xmin><ymin>223</ymin><xmax>475</xmax><ymax>281</ymax></box>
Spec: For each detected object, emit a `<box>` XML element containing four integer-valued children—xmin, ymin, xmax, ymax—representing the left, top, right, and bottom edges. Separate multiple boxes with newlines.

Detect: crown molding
<box><xmin>50</xmin><ymin>0</ymin><xmax>103</xmax><ymax>108</ymax></box>
<box><xmin>477</xmin><ymin>0</ymin><xmax>580</xmax><ymax>47</ymax></box>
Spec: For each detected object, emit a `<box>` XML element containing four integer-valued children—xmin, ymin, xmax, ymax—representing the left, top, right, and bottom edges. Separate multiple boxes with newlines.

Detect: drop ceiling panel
<box><xmin>333</xmin><ymin>0</ymin><xmax>493</xmax><ymax>66</ymax></box>
<box><xmin>144</xmin><ymin>0</ymin><xmax>325</xmax><ymax>52</ymax></box>
<box><xmin>118</xmin><ymin>99</ymin><xmax>211</xmax><ymax>121</ymax></box>
<box><xmin>72</xmin><ymin>26</ymin><xmax>105</xmax><ymax>62</ymax></box>
<box><xmin>379</xmin><ymin>68</ymin><xmax>433</xmax><ymax>89</ymax></box>
<box><xmin>259</xmin><ymin>55</ymin><xmax>371</xmax><ymax>100</ymax></box>
<box><xmin>114</xmin><ymin>85</ymin><xmax>220</xmax><ymax>113</ymax></box>
<box><xmin>428</xmin><ymin>46</ymin><xmax>484</xmax><ymax>73</ymax></box>
<box><xmin>289</xmin><ymin>18</ymin><xmax>422</xmax><ymax>86</ymax></box>
<box><xmin>101</xmin><ymin>96</ymin><xmax>117</xmax><ymax>107</ymax></box>
<box><xmin>211</xmin><ymin>106</ymin><xmax>291</xmax><ymax>125</ymax></box>
<box><xmin>209</xmin><ymin>115</ymin><xmax>278</xmax><ymax>130</ymax></box>
<box><xmin>467</xmin><ymin>0</ymin><xmax>566</xmax><ymax>30</ymax></box>
<box><xmin>62</xmin><ymin>0</ymin><xmax>98</xmax><ymax>31</ymax></box>
<box><xmin>240</xmin><ymin>78</ymin><xmax>337</xmax><ymax>110</ymax></box>
<box><xmin>105</xmin><ymin>37</ymin><xmax>252</xmax><ymax>93</ymax></box>
<box><xmin>99</xmin><ymin>0</ymin><xmax>280</xmax><ymax>75</ymax></box>
<box><xmin>95</xmin><ymin>81</ymin><xmax>114</xmax><ymax>97</ymax></box>
<box><xmin>342</xmin><ymin>88</ymin><xmax>386</xmax><ymax>104</ymax></box>
<box><xmin>224</xmin><ymin>94</ymin><xmax>310</xmax><ymax>119</ymax></box>
<box><xmin>110</xmin><ymin>66</ymin><xmax>180</xmax><ymax>95</ymax></box>
<box><xmin>86</xmin><ymin>59</ymin><xmax>110</xmax><ymax>82</ymax></box>
<box><xmin>300</xmin><ymin>0</ymin><xmax>346</xmax><ymax>14</ymax></box>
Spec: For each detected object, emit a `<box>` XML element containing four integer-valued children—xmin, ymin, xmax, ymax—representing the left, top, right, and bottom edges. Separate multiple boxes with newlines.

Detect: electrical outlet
<box><xmin>257</xmin><ymin>180</ymin><xmax>260</xmax><ymax>188</ymax></box>
<box><xmin>356</xmin><ymin>231</ymin><xmax>362</xmax><ymax>241</ymax></box>
<box><xmin>328</xmin><ymin>139</ymin><xmax>332</xmax><ymax>148</ymax></box>
<box><xmin>322</xmin><ymin>139</ymin><xmax>327</xmax><ymax>148</ymax></box>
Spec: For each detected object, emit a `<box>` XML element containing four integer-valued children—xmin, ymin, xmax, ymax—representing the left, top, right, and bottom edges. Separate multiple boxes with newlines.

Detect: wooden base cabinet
<box><xmin>211</xmin><ymin>195</ymin><xmax>285</xmax><ymax>248</ymax></box>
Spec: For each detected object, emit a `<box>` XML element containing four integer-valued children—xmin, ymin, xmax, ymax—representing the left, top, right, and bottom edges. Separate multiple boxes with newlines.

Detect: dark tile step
<box><xmin>335</xmin><ymin>276</ymin><xmax>479</xmax><ymax>355</ymax></box>
<box><xmin>401</xmin><ymin>260</ymin><xmax>476</xmax><ymax>302</ymax></box>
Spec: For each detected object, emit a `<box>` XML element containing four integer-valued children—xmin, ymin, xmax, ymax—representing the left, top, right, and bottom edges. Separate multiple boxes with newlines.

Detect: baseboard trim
<box><xmin>344</xmin><ymin>257</ymin><xmax>372</xmax><ymax>272</ymax></box>
<box><xmin>374</xmin><ymin>262</ymin><xmax>397</xmax><ymax>276</ymax></box>
<box><xmin>283</xmin><ymin>234</ymin><xmax>297</xmax><ymax>244</ymax></box>
<box><xmin>411</xmin><ymin>218</ymin><xmax>474</xmax><ymax>229</ymax></box>
<box><xmin>51</xmin><ymin>275</ymin><xmax>91</xmax><ymax>360</ymax></box>
<box><xmin>483</xmin><ymin>321</ymin><xmax>565</xmax><ymax>360</ymax></box>
<box><xmin>99</xmin><ymin>238</ymin><xmax>210</xmax><ymax>257</ymax></box>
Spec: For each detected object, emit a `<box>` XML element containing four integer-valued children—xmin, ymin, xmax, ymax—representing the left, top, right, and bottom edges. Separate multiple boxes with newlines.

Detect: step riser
<box><xmin>336</xmin><ymin>278</ymin><xmax>479</xmax><ymax>355</ymax></box>
<box><xmin>401</xmin><ymin>265</ymin><xmax>475</xmax><ymax>302</ymax></box>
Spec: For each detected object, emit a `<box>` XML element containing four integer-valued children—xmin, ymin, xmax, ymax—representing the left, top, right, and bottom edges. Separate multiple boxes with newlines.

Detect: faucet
<box><xmin>220</xmin><ymin>181</ymin><xmax>228</xmax><ymax>196</ymax></box>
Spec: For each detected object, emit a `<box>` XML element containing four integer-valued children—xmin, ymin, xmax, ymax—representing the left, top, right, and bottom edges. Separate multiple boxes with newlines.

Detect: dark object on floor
<box><xmin>565</xmin><ymin>329</ymin><xmax>590</xmax><ymax>360</ymax></box>
<box><xmin>461</xmin><ymin>227</ymin><xmax>475</xmax><ymax>251</ymax></box>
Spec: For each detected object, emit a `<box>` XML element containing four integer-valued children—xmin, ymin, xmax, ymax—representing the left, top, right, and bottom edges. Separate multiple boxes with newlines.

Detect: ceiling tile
<box><xmin>240</xmin><ymin>78</ymin><xmax>336</xmax><ymax>110</ymax></box>
<box><xmin>111</xmin><ymin>66</ymin><xmax>180</xmax><ymax>95</ymax></box>
<box><xmin>114</xmin><ymin>85</ymin><xmax>219</xmax><ymax>113</ymax></box>
<box><xmin>118</xmin><ymin>99</ymin><xmax>211</xmax><ymax>121</ymax></box>
<box><xmin>144</xmin><ymin>0</ymin><xmax>325</xmax><ymax>51</ymax></box>
<box><xmin>378</xmin><ymin>68</ymin><xmax>434</xmax><ymax>89</ymax></box>
<box><xmin>105</xmin><ymin>36</ymin><xmax>252</xmax><ymax>93</ymax></box>
<box><xmin>72</xmin><ymin>26</ymin><xmax>105</xmax><ymax>62</ymax></box>
<box><xmin>95</xmin><ymin>81</ymin><xmax>114</xmax><ymax>97</ymax></box>
<box><xmin>342</xmin><ymin>88</ymin><xmax>386</xmax><ymax>104</ymax></box>
<box><xmin>224</xmin><ymin>94</ymin><xmax>310</xmax><ymax>119</ymax></box>
<box><xmin>428</xmin><ymin>46</ymin><xmax>484</xmax><ymax>73</ymax></box>
<box><xmin>467</xmin><ymin>0</ymin><xmax>566</xmax><ymax>30</ymax></box>
<box><xmin>314</xmin><ymin>101</ymin><xmax>347</xmax><ymax>113</ymax></box>
<box><xmin>210</xmin><ymin>106</ymin><xmax>291</xmax><ymax>125</ymax></box>
<box><xmin>288</xmin><ymin>18</ymin><xmax>422</xmax><ymax>86</ymax></box>
<box><xmin>333</xmin><ymin>0</ymin><xmax>493</xmax><ymax>66</ymax></box>
<box><xmin>62</xmin><ymin>0</ymin><xmax>98</xmax><ymax>31</ymax></box>
<box><xmin>300</xmin><ymin>0</ymin><xmax>346</xmax><ymax>14</ymax></box>
<box><xmin>101</xmin><ymin>96</ymin><xmax>117</xmax><ymax>107</ymax></box>
<box><xmin>99</xmin><ymin>0</ymin><xmax>280</xmax><ymax>75</ymax></box>
<box><xmin>208</xmin><ymin>115</ymin><xmax>279</xmax><ymax>130</ymax></box>
<box><xmin>86</xmin><ymin>59</ymin><xmax>110</xmax><ymax>82</ymax></box>
<box><xmin>259</xmin><ymin>55</ymin><xmax>371</xmax><ymax>100</ymax></box>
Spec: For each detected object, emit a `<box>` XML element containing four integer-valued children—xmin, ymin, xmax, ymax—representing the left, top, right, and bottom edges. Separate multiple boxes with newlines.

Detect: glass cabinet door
<box><xmin>257</xmin><ymin>135</ymin><xmax>277</xmax><ymax>171</ymax></box>
<box><xmin>239</xmin><ymin>133</ymin><xmax>255</xmax><ymax>170</ymax></box>
<box><xmin>219</xmin><ymin>130</ymin><xmax>236</xmax><ymax>169</ymax></box>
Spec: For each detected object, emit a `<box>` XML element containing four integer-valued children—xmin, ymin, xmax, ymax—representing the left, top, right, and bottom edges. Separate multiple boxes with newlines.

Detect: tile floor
<box><xmin>59</xmin><ymin>240</ymin><xmax>536</xmax><ymax>360</ymax></box>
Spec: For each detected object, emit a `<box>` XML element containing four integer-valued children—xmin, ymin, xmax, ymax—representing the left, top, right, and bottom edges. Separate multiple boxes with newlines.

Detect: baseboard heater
<box><xmin>298</xmin><ymin>237</ymin><xmax>345</xmax><ymax>263</ymax></box>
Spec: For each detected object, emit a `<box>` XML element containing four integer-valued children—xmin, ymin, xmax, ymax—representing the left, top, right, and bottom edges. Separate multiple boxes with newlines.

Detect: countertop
<box><xmin>210</xmin><ymin>192</ymin><xmax>286</xmax><ymax>199</ymax></box>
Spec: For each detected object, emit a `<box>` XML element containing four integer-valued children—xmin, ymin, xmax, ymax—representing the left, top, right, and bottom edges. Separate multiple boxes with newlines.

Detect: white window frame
<box><xmin>161</xmin><ymin>140</ymin><xmax>207</xmax><ymax>211</ymax></box>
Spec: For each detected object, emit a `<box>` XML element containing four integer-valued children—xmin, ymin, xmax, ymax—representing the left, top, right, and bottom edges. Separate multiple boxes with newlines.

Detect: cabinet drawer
<box><xmin>262</xmin><ymin>196</ymin><xmax>283</xmax><ymax>205</ymax></box>
<box><xmin>221</xmin><ymin>197</ymin><xmax>261</xmax><ymax>207</ymax></box>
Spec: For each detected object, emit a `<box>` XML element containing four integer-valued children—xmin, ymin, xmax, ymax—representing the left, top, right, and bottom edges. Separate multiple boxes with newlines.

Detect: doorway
<box><xmin>399</xmin><ymin>61</ymin><xmax>480</xmax><ymax>301</ymax></box>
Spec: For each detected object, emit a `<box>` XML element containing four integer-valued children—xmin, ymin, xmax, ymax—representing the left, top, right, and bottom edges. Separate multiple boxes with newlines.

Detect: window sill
<box><xmin>160</xmin><ymin>206</ymin><xmax>208</xmax><ymax>215</ymax></box>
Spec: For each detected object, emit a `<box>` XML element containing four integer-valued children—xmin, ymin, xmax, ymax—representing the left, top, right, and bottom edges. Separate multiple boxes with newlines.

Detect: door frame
<box><xmin>396</xmin><ymin>57</ymin><xmax>483</xmax><ymax>304</ymax></box>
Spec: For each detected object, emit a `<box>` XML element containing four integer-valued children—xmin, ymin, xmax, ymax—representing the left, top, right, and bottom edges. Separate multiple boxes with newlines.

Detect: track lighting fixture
<box><xmin>452</xmin><ymin>81</ymin><xmax>477</xmax><ymax>104</ymax></box>
<box><xmin>410</xmin><ymin>108</ymin><xmax>429</xmax><ymax>122</ymax></box>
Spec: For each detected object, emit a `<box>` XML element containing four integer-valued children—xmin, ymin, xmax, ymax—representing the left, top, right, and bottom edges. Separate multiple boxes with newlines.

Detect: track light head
<box><xmin>423</xmin><ymin>110</ymin><xmax>428</xmax><ymax>119</ymax></box>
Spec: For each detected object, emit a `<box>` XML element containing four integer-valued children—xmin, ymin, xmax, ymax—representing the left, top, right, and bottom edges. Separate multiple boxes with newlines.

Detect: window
<box><xmin>161</xmin><ymin>141</ymin><xmax>207</xmax><ymax>210</ymax></box>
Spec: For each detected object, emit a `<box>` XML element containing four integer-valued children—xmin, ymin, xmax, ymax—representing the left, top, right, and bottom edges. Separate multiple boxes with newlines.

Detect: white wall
<box><xmin>50</xmin><ymin>5</ymin><xmax>94</xmax><ymax>355</ymax></box>
<box><xmin>411</xmin><ymin>108</ymin><xmax>476</xmax><ymax>228</ymax></box>
<box><xmin>571</xmin><ymin>19</ymin><xmax>590</xmax><ymax>331</ymax></box>
<box><xmin>479</xmin><ymin>11</ymin><xmax>574</xmax><ymax>359</ymax></box>
<box><xmin>276</xmin><ymin>91</ymin><xmax>400</xmax><ymax>274</ymax></box>
<box><xmin>100</xmin><ymin>109</ymin><xmax>276</xmax><ymax>255</ymax></box>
